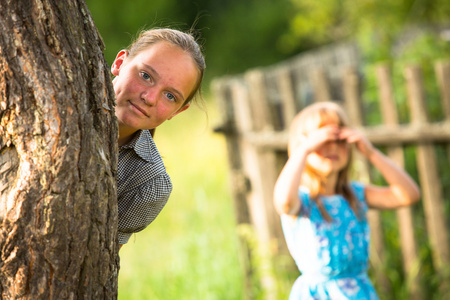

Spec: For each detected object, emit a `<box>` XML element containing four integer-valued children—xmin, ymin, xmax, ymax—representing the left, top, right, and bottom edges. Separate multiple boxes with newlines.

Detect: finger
<box><xmin>338</xmin><ymin>127</ymin><xmax>355</xmax><ymax>138</ymax></box>
<box><xmin>345</xmin><ymin>136</ymin><xmax>359</xmax><ymax>144</ymax></box>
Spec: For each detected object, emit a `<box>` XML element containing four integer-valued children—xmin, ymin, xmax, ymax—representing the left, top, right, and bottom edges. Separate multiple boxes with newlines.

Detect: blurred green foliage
<box><xmin>86</xmin><ymin>0</ymin><xmax>301</xmax><ymax>86</ymax></box>
<box><xmin>86</xmin><ymin>0</ymin><xmax>450</xmax><ymax>92</ymax></box>
<box><xmin>86</xmin><ymin>0</ymin><xmax>450</xmax><ymax>86</ymax></box>
<box><xmin>283</xmin><ymin>0</ymin><xmax>450</xmax><ymax>53</ymax></box>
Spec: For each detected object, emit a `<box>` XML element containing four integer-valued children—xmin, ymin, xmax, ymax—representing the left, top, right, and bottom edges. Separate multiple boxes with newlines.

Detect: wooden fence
<box><xmin>212</xmin><ymin>44</ymin><xmax>450</xmax><ymax>299</ymax></box>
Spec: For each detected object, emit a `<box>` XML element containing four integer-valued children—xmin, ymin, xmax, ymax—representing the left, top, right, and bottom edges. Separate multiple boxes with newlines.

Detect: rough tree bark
<box><xmin>0</xmin><ymin>0</ymin><xmax>119</xmax><ymax>298</ymax></box>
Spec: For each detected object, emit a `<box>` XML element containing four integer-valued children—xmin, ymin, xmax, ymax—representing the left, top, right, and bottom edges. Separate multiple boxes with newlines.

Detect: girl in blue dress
<box><xmin>273</xmin><ymin>101</ymin><xmax>420</xmax><ymax>299</ymax></box>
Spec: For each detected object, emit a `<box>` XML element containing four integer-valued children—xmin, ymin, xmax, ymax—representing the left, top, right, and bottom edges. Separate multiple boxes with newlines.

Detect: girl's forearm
<box><xmin>273</xmin><ymin>148</ymin><xmax>309</xmax><ymax>215</ymax></box>
<box><xmin>368</xmin><ymin>148</ymin><xmax>421</xmax><ymax>205</ymax></box>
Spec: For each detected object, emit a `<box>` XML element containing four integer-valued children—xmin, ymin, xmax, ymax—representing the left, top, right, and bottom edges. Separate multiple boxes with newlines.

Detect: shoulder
<box><xmin>349</xmin><ymin>181</ymin><xmax>369</xmax><ymax>212</ymax></box>
<box><xmin>135</xmin><ymin>130</ymin><xmax>162</xmax><ymax>162</ymax></box>
<box><xmin>349</xmin><ymin>181</ymin><xmax>365</xmax><ymax>197</ymax></box>
<box><xmin>297</xmin><ymin>186</ymin><xmax>313</xmax><ymax>215</ymax></box>
<box><xmin>118</xmin><ymin>130</ymin><xmax>170</xmax><ymax>195</ymax></box>
<box><xmin>281</xmin><ymin>187</ymin><xmax>312</xmax><ymax>227</ymax></box>
<box><xmin>118</xmin><ymin>160</ymin><xmax>172</xmax><ymax>197</ymax></box>
<box><xmin>119</xmin><ymin>130</ymin><xmax>165</xmax><ymax>166</ymax></box>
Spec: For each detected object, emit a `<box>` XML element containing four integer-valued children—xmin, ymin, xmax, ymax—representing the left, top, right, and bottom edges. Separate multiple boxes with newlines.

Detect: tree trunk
<box><xmin>0</xmin><ymin>0</ymin><xmax>119</xmax><ymax>298</ymax></box>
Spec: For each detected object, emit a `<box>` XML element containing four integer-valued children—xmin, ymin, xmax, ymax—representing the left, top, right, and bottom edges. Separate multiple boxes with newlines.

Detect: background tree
<box><xmin>0</xmin><ymin>0</ymin><xmax>119</xmax><ymax>298</ymax></box>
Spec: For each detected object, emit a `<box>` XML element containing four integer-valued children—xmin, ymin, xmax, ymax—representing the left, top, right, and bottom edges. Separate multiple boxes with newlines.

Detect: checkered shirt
<box><xmin>117</xmin><ymin>129</ymin><xmax>172</xmax><ymax>244</ymax></box>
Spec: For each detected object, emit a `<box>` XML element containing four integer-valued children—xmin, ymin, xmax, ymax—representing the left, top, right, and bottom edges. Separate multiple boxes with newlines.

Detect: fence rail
<box><xmin>213</xmin><ymin>49</ymin><xmax>450</xmax><ymax>299</ymax></box>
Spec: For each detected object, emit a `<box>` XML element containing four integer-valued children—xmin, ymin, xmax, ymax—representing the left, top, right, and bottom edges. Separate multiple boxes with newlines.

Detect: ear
<box><xmin>111</xmin><ymin>50</ymin><xmax>128</xmax><ymax>76</ymax></box>
<box><xmin>168</xmin><ymin>103</ymin><xmax>190</xmax><ymax>120</ymax></box>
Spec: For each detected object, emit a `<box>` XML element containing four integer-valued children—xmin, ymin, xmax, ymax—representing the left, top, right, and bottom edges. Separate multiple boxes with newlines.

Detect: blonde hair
<box><xmin>288</xmin><ymin>101</ymin><xmax>360</xmax><ymax>221</ymax></box>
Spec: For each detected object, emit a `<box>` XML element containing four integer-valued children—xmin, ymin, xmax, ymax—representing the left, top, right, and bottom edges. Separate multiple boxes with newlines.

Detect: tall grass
<box><xmin>118</xmin><ymin>99</ymin><xmax>245</xmax><ymax>300</ymax></box>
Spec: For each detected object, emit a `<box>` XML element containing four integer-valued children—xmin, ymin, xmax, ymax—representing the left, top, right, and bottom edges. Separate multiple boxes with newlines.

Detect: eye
<box><xmin>164</xmin><ymin>92</ymin><xmax>177</xmax><ymax>102</ymax></box>
<box><xmin>140</xmin><ymin>71</ymin><xmax>152</xmax><ymax>82</ymax></box>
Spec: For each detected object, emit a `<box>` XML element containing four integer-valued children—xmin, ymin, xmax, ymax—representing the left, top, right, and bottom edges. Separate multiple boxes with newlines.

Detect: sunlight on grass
<box><xmin>118</xmin><ymin>99</ymin><xmax>245</xmax><ymax>300</ymax></box>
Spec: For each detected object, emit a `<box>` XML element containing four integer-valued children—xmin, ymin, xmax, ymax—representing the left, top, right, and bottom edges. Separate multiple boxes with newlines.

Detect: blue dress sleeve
<box><xmin>298</xmin><ymin>186</ymin><xmax>311</xmax><ymax>216</ymax></box>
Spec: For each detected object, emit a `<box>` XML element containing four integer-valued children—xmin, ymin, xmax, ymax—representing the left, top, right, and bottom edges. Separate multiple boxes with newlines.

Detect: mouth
<box><xmin>129</xmin><ymin>100</ymin><xmax>150</xmax><ymax>118</ymax></box>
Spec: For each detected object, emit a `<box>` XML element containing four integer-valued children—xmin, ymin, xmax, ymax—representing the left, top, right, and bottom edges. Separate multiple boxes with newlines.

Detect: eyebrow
<box><xmin>142</xmin><ymin>63</ymin><xmax>186</xmax><ymax>102</ymax></box>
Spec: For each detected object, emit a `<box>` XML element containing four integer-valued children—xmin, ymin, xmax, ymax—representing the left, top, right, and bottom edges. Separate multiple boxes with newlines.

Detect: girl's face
<box><xmin>111</xmin><ymin>41</ymin><xmax>199</xmax><ymax>132</ymax></box>
<box><xmin>307</xmin><ymin>127</ymin><xmax>350</xmax><ymax>177</ymax></box>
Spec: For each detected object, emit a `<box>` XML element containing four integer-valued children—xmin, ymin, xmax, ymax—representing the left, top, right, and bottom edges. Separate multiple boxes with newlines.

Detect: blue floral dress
<box><xmin>281</xmin><ymin>182</ymin><xmax>379</xmax><ymax>300</ymax></box>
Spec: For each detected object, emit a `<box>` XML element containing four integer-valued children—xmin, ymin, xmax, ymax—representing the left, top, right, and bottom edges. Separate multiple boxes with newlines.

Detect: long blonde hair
<box><xmin>288</xmin><ymin>101</ymin><xmax>360</xmax><ymax>221</ymax></box>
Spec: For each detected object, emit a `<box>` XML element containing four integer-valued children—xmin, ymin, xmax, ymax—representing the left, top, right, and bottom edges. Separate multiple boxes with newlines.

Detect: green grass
<box><xmin>118</xmin><ymin>100</ymin><xmax>245</xmax><ymax>300</ymax></box>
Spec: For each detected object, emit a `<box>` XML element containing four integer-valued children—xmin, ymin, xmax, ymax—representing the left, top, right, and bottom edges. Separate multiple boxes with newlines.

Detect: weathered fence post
<box><xmin>435</xmin><ymin>61</ymin><xmax>450</xmax><ymax>163</ymax></box>
<box><xmin>405</xmin><ymin>65</ymin><xmax>449</xmax><ymax>294</ymax></box>
<box><xmin>311</xmin><ymin>68</ymin><xmax>331</xmax><ymax>102</ymax></box>
<box><xmin>435</xmin><ymin>61</ymin><xmax>450</xmax><ymax>119</ymax></box>
<box><xmin>376</xmin><ymin>64</ymin><xmax>423</xmax><ymax>300</ymax></box>
<box><xmin>212</xmin><ymin>79</ymin><xmax>254</xmax><ymax>299</ymax></box>
<box><xmin>276</xmin><ymin>67</ymin><xmax>297</xmax><ymax>126</ymax></box>
<box><xmin>342</xmin><ymin>66</ymin><xmax>391</xmax><ymax>295</ymax></box>
<box><xmin>241</xmin><ymin>69</ymin><xmax>282</xmax><ymax>300</ymax></box>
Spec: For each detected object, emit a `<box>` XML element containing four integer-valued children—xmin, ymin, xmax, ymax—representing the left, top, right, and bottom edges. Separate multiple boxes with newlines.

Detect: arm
<box><xmin>273</xmin><ymin>125</ymin><xmax>341</xmax><ymax>216</ymax></box>
<box><xmin>118</xmin><ymin>174</ymin><xmax>172</xmax><ymax>244</ymax></box>
<box><xmin>341</xmin><ymin>128</ymin><xmax>421</xmax><ymax>209</ymax></box>
<box><xmin>273</xmin><ymin>147</ymin><xmax>308</xmax><ymax>216</ymax></box>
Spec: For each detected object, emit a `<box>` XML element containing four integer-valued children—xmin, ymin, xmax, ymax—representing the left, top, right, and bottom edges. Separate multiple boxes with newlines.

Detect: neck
<box><xmin>322</xmin><ymin>172</ymin><xmax>339</xmax><ymax>195</ymax></box>
<box><xmin>118</xmin><ymin>126</ymin><xmax>138</xmax><ymax>146</ymax></box>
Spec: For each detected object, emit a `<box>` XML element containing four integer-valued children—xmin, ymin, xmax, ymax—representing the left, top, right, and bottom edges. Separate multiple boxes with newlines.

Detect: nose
<box><xmin>324</xmin><ymin>140</ymin><xmax>336</xmax><ymax>147</ymax></box>
<box><xmin>141</xmin><ymin>89</ymin><xmax>157</xmax><ymax>106</ymax></box>
<box><xmin>323</xmin><ymin>140</ymin><xmax>340</xmax><ymax>151</ymax></box>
